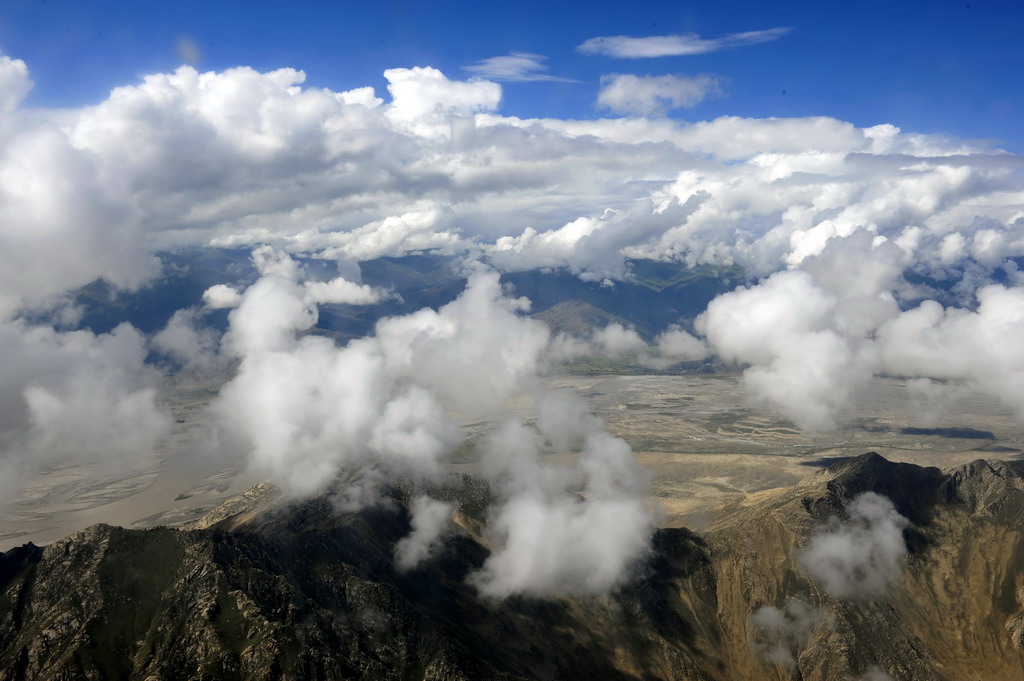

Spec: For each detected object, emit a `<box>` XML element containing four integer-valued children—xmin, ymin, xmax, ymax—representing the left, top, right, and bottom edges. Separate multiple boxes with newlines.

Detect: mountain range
<box><xmin>2</xmin><ymin>453</ymin><xmax>1023</xmax><ymax>680</ymax></box>
<box><xmin>66</xmin><ymin>250</ymin><xmax>739</xmax><ymax>345</ymax></box>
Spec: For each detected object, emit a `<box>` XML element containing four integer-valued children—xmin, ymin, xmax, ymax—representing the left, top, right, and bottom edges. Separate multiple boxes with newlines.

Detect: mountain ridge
<box><xmin>1</xmin><ymin>453</ymin><xmax>1023</xmax><ymax>680</ymax></box>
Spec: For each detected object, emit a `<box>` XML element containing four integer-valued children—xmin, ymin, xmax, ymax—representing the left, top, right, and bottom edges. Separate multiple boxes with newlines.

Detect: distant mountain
<box><xmin>65</xmin><ymin>250</ymin><xmax>739</xmax><ymax>343</ymax></box>
<box><xmin>2</xmin><ymin>454</ymin><xmax>1024</xmax><ymax>680</ymax></box>
<box><xmin>530</xmin><ymin>300</ymin><xmax>632</xmax><ymax>337</ymax></box>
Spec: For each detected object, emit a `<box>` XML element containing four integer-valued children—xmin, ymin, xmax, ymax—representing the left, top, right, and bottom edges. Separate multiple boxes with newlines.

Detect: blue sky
<box><xmin>1</xmin><ymin>0</ymin><xmax>1021</xmax><ymax>150</ymax></box>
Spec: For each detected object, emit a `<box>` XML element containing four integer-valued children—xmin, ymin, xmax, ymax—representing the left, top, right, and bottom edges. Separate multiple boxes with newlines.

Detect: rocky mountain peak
<box><xmin>803</xmin><ymin>452</ymin><xmax>946</xmax><ymax>525</ymax></box>
<box><xmin>940</xmin><ymin>458</ymin><xmax>1024</xmax><ymax>516</ymax></box>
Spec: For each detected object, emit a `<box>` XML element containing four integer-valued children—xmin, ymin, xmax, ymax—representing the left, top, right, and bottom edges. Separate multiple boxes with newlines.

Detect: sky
<box><xmin>1</xmin><ymin>0</ymin><xmax>1024</xmax><ymax>597</ymax></box>
<box><xmin>2</xmin><ymin>0</ymin><xmax>1022</xmax><ymax>150</ymax></box>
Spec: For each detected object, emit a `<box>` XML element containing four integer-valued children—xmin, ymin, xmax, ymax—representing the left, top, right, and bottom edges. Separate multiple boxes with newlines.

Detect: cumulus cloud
<box><xmin>6</xmin><ymin>54</ymin><xmax>1017</xmax><ymax>305</ymax></box>
<box><xmin>691</xmin><ymin>227</ymin><xmax>959</xmax><ymax>431</ymax></box>
<box><xmin>205</xmin><ymin>251</ymin><xmax>655</xmax><ymax>595</ymax></box>
<box><xmin>394</xmin><ymin>495</ymin><xmax>455</xmax><ymax>571</ymax></box>
<box><xmin>546</xmin><ymin>322</ymin><xmax>707</xmax><ymax>370</ymax></box>
<box><xmin>152</xmin><ymin>307</ymin><xmax>224</xmax><ymax>373</ymax></box>
<box><xmin>748</xmin><ymin>597</ymin><xmax>822</xmax><ymax>668</ymax></box>
<box><xmin>0</xmin><ymin>56</ymin><xmax>32</xmax><ymax>112</ymax></box>
<box><xmin>463</xmin><ymin>53</ymin><xmax>576</xmax><ymax>82</ymax></box>
<box><xmin>905</xmin><ymin>378</ymin><xmax>964</xmax><ymax>427</ymax></box>
<box><xmin>0</xmin><ymin>119</ymin><xmax>158</xmax><ymax>317</ymax></box>
<box><xmin>3</xmin><ymin>52</ymin><xmax>1018</xmax><ymax>300</ymax></box>
<box><xmin>376</xmin><ymin>267</ymin><xmax>550</xmax><ymax>414</ymax></box>
<box><xmin>490</xmin><ymin>196</ymin><xmax>705</xmax><ymax>282</ymax></box>
<box><xmin>654</xmin><ymin>325</ymin><xmax>709</xmax><ymax>361</ymax></box>
<box><xmin>799</xmin><ymin>493</ymin><xmax>909</xmax><ymax>599</ymax></box>
<box><xmin>311</xmin><ymin>208</ymin><xmax>465</xmax><ymax>262</ymax></box>
<box><xmin>210</xmin><ymin>250</ymin><xmax>455</xmax><ymax>495</ymax></box>
<box><xmin>471</xmin><ymin>488</ymin><xmax>652</xmax><ymax>597</ymax></box>
<box><xmin>877</xmin><ymin>285</ymin><xmax>1024</xmax><ymax>420</ymax></box>
<box><xmin>385</xmin><ymin>66</ymin><xmax>501</xmax><ymax>137</ymax></box>
<box><xmin>304</xmin><ymin>274</ymin><xmax>384</xmax><ymax>305</ymax></box>
<box><xmin>687</xmin><ymin>205</ymin><xmax>1024</xmax><ymax>432</ymax></box>
<box><xmin>597</xmin><ymin>74</ymin><xmax>723</xmax><ymax>116</ymax></box>
<box><xmin>15</xmin><ymin>58</ymin><xmax>695</xmax><ymax>267</ymax></box>
<box><xmin>470</xmin><ymin>404</ymin><xmax>653</xmax><ymax>598</ymax></box>
<box><xmin>577</xmin><ymin>28</ymin><xmax>791</xmax><ymax>58</ymax></box>
<box><xmin>202</xmin><ymin>284</ymin><xmax>244</xmax><ymax>309</ymax></box>
<box><xmin>697</xmin><ymin>269</ymin><xmax>871</xmax><ymax>431</ymax></box>
<box><xmin>591</xmin><ymin>322</ymin><xmax>648</xmax><ymax>355</ymax></box>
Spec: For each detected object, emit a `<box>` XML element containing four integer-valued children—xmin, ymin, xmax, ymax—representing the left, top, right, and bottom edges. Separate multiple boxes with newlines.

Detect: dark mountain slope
<box><xmin>0</xmin><ymin>481</ymin><xmax>718</xmax><ymax>681</ymax></box>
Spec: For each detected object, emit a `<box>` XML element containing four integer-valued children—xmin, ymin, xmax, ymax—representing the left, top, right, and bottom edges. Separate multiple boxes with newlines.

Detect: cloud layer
<box><xmin>577</xmin><ymin>28</ymin><xmax>791</xmax><ymax>58</ymax></box>
<box><xmin>1</xmin><ymin>55</ymin><xmax>1023</xmax><ymax>598</ymax></box>
<box><xmin>463</xmin><ymin>53</ymin><xmax>576</xmax><ymax>82</ymax></box>
<box><xmin>597</xmin><ymin>74</ymin><xmax>723</xmax><ymax>116</ymax></box>
<box><xmin>1</xmin><ymin>60</ymin><xmax>1021</xmax><ymax>434</ymax></box>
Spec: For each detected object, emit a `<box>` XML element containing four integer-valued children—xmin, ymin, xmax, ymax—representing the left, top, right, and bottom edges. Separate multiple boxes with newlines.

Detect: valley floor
<box><xmin>2</xmin><ymin>373</ymin><xmax>1022</xmax><ymax>550</ymax></box>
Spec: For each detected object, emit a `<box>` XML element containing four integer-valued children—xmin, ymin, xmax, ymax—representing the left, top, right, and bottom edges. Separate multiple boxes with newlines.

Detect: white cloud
<box><xmin>202</xmin><ymin>284</ymin><xmax>244</xmax><ymax>309</ymax></box>
<box><xmin>544</xmin><ymin>321</ymin><xmax>708</xmax><ymax>371</ymax></box>
<box><xmin>6</xmin><ymin>56</ymin><xmax>1014</xmax><ymax>308</ymax></box>
<box><xmin>470</xmin><ymin>416</ymin><xmax>653</xmax><ymax>598</ymax></box>
<box><xmin>0</xmin><ymin>56</ymin><xmax>32</xmax><ymax>112</ymax></box>
<box><xmin>463</xmin><ymin>53</ymin><xmax>576</xmax><ymax>82</ymax></box>
<box><xmin>654</xmin><ymin>325</ymin><xmax>708</xmax><ymax>361</ymax></box>
<box><xmin>799</xmin><ymin>492</ymin><xmax>909</xmax><ymax>599</ymax></box>
<box><xmin>470</xmin><ymin>489</ymin><xmax>652</xmax><ymax>597</ymax></box>
<box><xmin>597</xmin><ymin>74</ymin><xmax>723</xmax><ymax>116</ymax></box>
<box><xmin>0</xmin><ymin>321</ymin><xmax>170</xmax><ymax>500</ymax></box>
<box><xmin>748</xmin><ymin>597</ymin><xmax>822</xmax><ymax>668</ymax></box>
<box><xmin>489</xmin><ymin>198</ymin><xmax>701</xmax><ymax>282</ymax></box>
<box><xmin>205</xmin><ymin>252</ymin><xmax>656</xmax><ymax>595</ymax></box>
<box><xmin>696</xmin><ymin>269</ymin><xmax>869</xmax><ymax>431</ymax></box>
<box><xmin>394</xmin><ymin>495</ymin><xmax>454</xmax><ymax>571</ymax></box>
<box><xmin>152</xmin><ymin>307</ymin><xmax>223</xmax><ymax>373</ymax></box>
<box><xmin>0</xmin><ymin>121</ymin><xmax>158</xmax><ymax>317</ymax></box>
<box><xmin>211</xmin><ymin>250</ymin><xmax>458</xmax><ymax>495</ymax></box>
<box><xmin>904</xmin><ymin>377</ymin><xmax>963</xmax><ymax>427</ymax></box>
<box><xmin>876</xmin><ymin>284</ymin><xmax>1024</xmax><ymax>419</ymax></box>
<box><xmin>577</xmin><ymin>27</ymin><xmax>791</xmax><ymax>58</ymax></box>
<box><xmin>376</xmin><ymin>268</ymin><xmax>550</xmax><ymax>414</ymax></box>
<box><xmin>1</xmin><ymin>54</ymin><xmax>1013</xmax><ymax>298</ymax></box>
<box><xmin>310</xmin><ymin>208</ymin><xmax>465</xmax><ymax>262</ymax></box>
<box><xmin>303</xmin><ymin>276</ymin><xmax>384</xmax><ymax>306</ymax></box>
<box><xmin>591</xmin><ymin>322</ymin><xmax>648</xmax><ymax>355</ymax></box>
<box><xmin>385</xmin><ymin>66</ymin><xmax>501</xmax><ymax>137</ymax></box>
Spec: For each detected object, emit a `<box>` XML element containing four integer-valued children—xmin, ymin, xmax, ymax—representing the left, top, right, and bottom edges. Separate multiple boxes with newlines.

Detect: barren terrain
<box><xmin>3</xmin><ymin>373</ymin><xmax>1021</xmax><ymax>550</ymax></box>
<box><xmin>552</xmin><ymin>374</ymin><xmax>1024</xmax><ymax>526</ymax></box>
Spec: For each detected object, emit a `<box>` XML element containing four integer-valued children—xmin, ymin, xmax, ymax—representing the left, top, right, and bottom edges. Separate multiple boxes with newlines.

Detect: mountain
<box><xmin>2</xmin><ymin>453</ymin><xmax>1023</xmax><ymax>680</ymax></box>
<box><xmin>704</xmin><ymin>453</ymin><xmax>1024</xmax><ymax>680</ymax></box>
<box><xmin>66</xmin><ymin>250</ymin><xmax>737</xmax><ymax>344</ymax></box>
